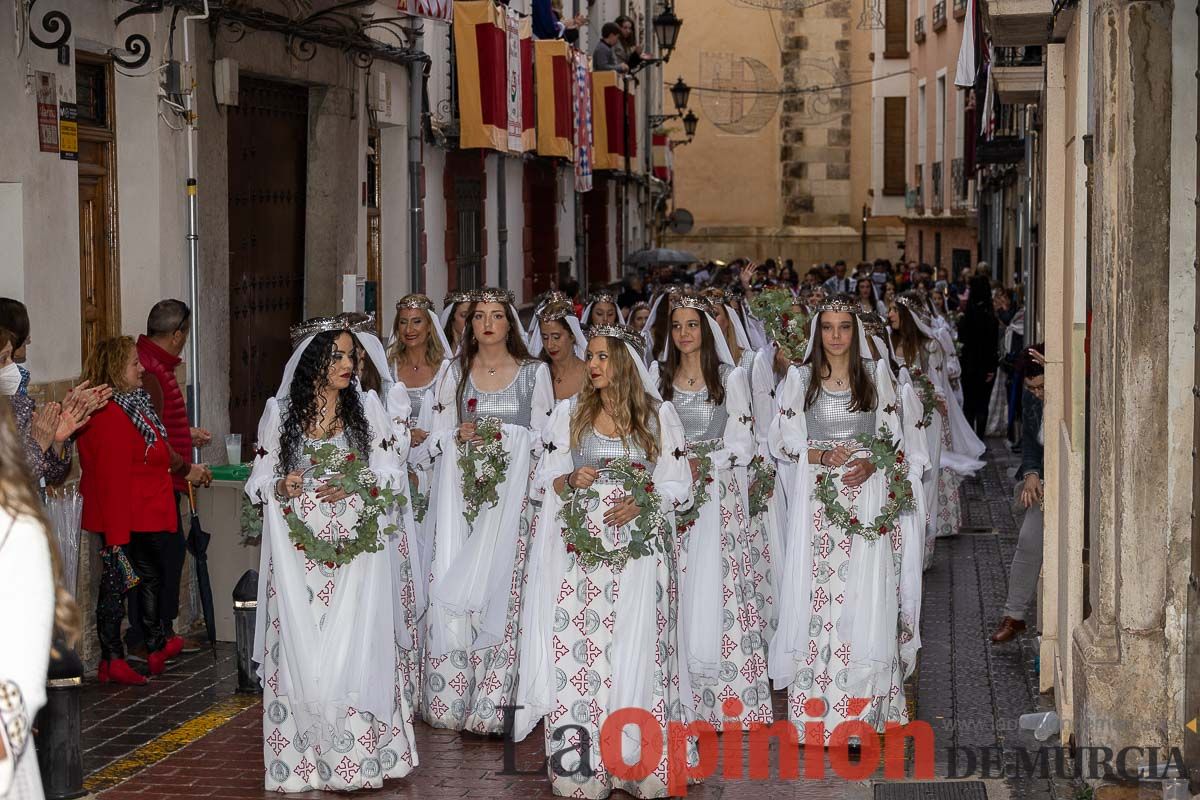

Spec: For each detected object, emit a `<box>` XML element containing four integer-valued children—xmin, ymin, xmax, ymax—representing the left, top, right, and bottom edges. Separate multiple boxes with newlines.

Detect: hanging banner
<box><xmin>535</xmin><ymin>39</ymin><xmax>573</xmax><ymax>159</ymax></box>
<box><xmin>397</xmin><ymin>0</ymin><xmax>453</xmax><ymax>23</ymax></box>
<box><xmin>571</xmin><ymin>49</ymin><xmax>594</xmax><ymax>191</ymax></box>
<box><xmin>453</xmin><ymin>0</ymin><xmax>534</xmax><ymax>153</ymax></box>
<box><xmin>35</xmin><ymin>71</ymin><xmax>58</xmax><ymax>154</ymax></box>
<box><xmin>652</xmin><ymin>129</ymin><xmax>671</xmax><ymax>182</ymax></box>
<box><xmin>59</xmin><ymin>102</ymin><xmax>78</xmax><ymax>161</ymax></box>
<box><xmin>589</xmin><ymin>70</ymin><xmax>636</xmax><ymax>172</ymax></box>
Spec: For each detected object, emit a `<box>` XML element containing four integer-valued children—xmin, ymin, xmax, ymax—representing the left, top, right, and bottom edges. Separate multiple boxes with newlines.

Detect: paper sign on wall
<box><xmin>59</xmin><ymin>102</ymin><xmax>78</xmax><ymax>161</ymax></box>
<box><xmin>36</xmin><ymin>71</ymin><xmax>59</xmax><ymax>153</ymax></box>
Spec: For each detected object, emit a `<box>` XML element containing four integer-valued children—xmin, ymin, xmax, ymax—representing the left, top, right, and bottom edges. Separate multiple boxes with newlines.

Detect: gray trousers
<box><xmin>1003</xmin><ymin>486</ymin><xmax>1044</xmax><ymax>622</ymax></box>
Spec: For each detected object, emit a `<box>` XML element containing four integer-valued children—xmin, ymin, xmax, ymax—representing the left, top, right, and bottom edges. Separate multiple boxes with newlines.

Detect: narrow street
<box><xmin>76</xmin><ymin>441</ymin><xmax>1077</xmax><ymax>800</ymax></box>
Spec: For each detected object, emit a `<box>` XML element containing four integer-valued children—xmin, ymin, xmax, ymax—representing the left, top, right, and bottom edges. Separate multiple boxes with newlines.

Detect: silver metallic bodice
<box><xmin>301</xmin><ymin>433</ymin><xmax>347</xmax><ymax>491</ymax></box>
<box><xmin>738</xmin><ymin>349</ymin><xmax>756</xmax><ymax>374</ymax></box>
<box><xmin>570</xmin><ymin>398</ymin><xmax>660</xmax><ymax>472</ymax></box>
<box><xmin>458</xmin><ymin>360</ymin><xmax>541</xmax><ymax>427</ymax></box>
<box><xmin>794</xmin><ymin>361</ymin><xmax>878</xmax><ymax>441</ymax></box>
<box><xmin>401</xmin><ymin>376</ymin><xmax>436</xmax><ymax>423</ymax></box>
<box><xmin>895</xmin><ymin>340</ymin><xmax>939</xmax><ymax>374</ymax></box>
<box><xmin>673</xmin><ymin>363</ymin><xmax>732</xmax><ymax>444</ymax></box>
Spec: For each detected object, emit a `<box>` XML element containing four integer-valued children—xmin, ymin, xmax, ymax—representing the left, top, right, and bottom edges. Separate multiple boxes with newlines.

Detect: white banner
<box><xmin>505</xmin><ymin>6</ymin><xmax>523</xmax><ymax>153</ymax></box>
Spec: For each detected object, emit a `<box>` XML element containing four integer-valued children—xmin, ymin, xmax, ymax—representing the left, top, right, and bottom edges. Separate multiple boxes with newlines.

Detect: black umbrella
<box><xmin>186</xmin><ymin>485</ymin><xmax>218</xmax><ymax>659</ymax></box>
<box><xmin>624</xmin><ymin>247</ymin><xmax>701</xmax><ymax>267</ymax></box>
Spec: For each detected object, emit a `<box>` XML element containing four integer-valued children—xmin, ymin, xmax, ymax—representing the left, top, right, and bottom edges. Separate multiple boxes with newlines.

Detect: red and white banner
<box><xmin>452</xmin><ymin>0</ymin><xmax>535</xmax><ymax>153</ymax></box>
<box><xmin>397</xmin><ymin>0</ymin><xmax>453</xmax><ymax>24</ymax></box>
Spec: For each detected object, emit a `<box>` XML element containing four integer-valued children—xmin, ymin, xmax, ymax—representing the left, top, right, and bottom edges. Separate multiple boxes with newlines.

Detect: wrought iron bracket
<box><xmin>27</xmin><ymin>0</ymin><xmax>72</xmax><ymax>51</ymax></box>
<box><xmin>111</xmin><ymin>0</ymin><xmax>161</xmax><ymax>70</ymax></box>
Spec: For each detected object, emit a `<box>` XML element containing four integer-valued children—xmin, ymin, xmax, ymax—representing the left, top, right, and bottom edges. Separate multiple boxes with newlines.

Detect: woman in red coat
<box><xmin>78</xmin><ymin>337</ymin><xmax>181</xmax><ymax>684</ymax></box>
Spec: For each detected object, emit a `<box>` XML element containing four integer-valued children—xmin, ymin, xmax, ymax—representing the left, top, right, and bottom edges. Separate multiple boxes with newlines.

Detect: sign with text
<box><xmin>59</xmin><ymin>102</ymin><xmax>78</xmax><ymax>161</ymax></box>
<box><xmin>36</xmin><ymin>72</ymin><xmax>59</xmax><ymax>153</ymax></box>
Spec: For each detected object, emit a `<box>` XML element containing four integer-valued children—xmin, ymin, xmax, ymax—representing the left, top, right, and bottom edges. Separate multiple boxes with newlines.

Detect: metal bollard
<box><xmin>35</xmin><ymin>643</ymin><xmax>85</xmax><ymax>800</ymax></box>
<box><xmin>233</xmin><ymin>570</ymin><xmax>261</xmax><ymax>693</ymax></box>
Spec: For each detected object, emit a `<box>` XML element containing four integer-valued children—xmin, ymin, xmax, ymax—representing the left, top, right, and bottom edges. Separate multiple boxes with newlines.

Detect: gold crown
<box><xmin>586</xmin><ymin>323</ymin><xmax>646</xmax><ymax>357</ymax></box>
<box><xmin>537</xmin><ymin>299</ymin><xmax>576</xmax><ymax>322</ymax></box>
<box><xmin>290</xmin><ymin>315</ymin><xmax>353</xmax><ymax>347</ymax></box>
<box><xmin>339</xmin><ymin>312</ymin><xmax>376</xmax><ymax>334</ymax></box>
<box><xmin>669</xmin><ymin>294</ymin><xmax>715</xmax><ymax>315</ymax></box>
<box><xmin>397</xmin><ymin>294</ymin><xmax>434</xmax><ymax>311</ymax></box>
<box><xmin>630</xmin><ymin>301</ymin><xmax>651</xmax><ymax>314</ymax></box>
<box><xmin>475</xmin><ymin>287</ymin><xmax>515</xmax><ymax>306</ymax></box>
<box><xmin>858</xmin><ymin>311</ymin><xmax>887</xmax><ymax>336</ymax></box>
<box><xmin>815</xmin><ymin>295</ymin><xmax>858</xmax><ymax>314</ymax></box>
<box><xmin>536</xmin><ymin>290</ymin><xmax>571</xmax><ymax>306</ymax></box>
<box><xmin>699</xmin><ymin>287</ymin><xmax>728</xmax><ymax>306</ymax></box>
<box><xmin>895</xmin><ymin>295</ymin><xmax>931</xmax><ymax>321</ymax></box>
<box><xmin>443</xmin><ymin>290</ymin><xmax>477</xmax><ymax>307</ymax></box>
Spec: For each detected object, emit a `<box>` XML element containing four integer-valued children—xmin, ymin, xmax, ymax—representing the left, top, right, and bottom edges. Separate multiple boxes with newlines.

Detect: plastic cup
<box><xmin>225</xmin><ymin>433</ymin><xmax>242</xmax><ymax>465</ymax></box>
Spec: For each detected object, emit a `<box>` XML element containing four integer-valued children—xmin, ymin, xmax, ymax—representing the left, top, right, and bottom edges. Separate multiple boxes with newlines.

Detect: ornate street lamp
<box><xmin>653</xmin><ymin>4</ymin><xmax>683</xmax><ymax>60</ymax></box>
<box><xmin>682</xmin><ymin>109</ymin><xmax>699</xmax><ymax>139</ymax></box>
<box><xmin>669</xmin><ymin>77</ymin><xmax>691</xmax><ymax>113</ymax></box>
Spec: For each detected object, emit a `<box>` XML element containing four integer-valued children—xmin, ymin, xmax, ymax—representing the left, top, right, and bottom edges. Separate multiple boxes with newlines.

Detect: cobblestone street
<box><xmin>79</xmin><ymin>441</ymin><xmax>1079</xmax><ymax>800</ymax></box>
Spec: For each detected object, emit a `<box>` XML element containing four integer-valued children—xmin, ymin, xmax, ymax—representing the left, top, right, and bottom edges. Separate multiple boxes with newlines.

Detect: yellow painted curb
<box><xmin>85</xmin><ymin>693</ymin><xmax>258</xmax><ymax>792</ymax></box>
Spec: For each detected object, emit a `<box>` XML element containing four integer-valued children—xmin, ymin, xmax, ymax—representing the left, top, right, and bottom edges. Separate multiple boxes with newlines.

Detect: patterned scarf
<box><xmin>112</xmin><ymin>389</ymin><xmax>168</xmax><ymax>448</ymax></box>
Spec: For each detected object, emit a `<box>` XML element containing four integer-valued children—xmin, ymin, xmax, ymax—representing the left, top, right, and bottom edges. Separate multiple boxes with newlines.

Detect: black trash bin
<box><xmin>35</xmin><ymin>643</ymin><xmax>85</xmax><ymax>800</ymax></box>
<box><xmin>233</xmin><ymin>570</ymin><xmax>261</xmax><ymax>693</ymax></box>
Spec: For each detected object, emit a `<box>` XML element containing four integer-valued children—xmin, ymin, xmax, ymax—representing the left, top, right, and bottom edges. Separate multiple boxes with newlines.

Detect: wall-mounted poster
<box><xmin>36</xmin><ymin>71</ymin><xmax>58</xmax><ymax>153</ymax></box>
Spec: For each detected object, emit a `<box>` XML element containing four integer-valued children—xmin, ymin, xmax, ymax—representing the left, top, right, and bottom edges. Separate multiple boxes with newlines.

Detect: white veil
<box><xmin>580</xmin><ymin>300</ymin><xmax>627</xmax><ymax>326</ymax></box>
<box><xmin>528</xmin><ymin>313</ymin><xmax>588</xmax><ymax>360</ymax></box>
<box><xmin>275</xmin><ymin>327</ymin><xmax>395</xmax><ymax>400</ymax></box>
<box><xmin>657</xmin><ymin>306</ymin><xmax>736</xmax><ymax>366</ymax></box>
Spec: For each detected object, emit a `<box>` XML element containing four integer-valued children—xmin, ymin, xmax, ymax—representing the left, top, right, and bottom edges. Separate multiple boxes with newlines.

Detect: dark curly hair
<box><xmin>278</xmin><ymin>331</ymin><xmax>373</xmax><ymax>476</ymax></box>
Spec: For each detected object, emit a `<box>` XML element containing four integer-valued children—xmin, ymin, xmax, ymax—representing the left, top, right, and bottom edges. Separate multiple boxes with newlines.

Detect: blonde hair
<box><xmin>0</xmin><ymin>403</ymin><xmax>81</xmax><ymax>652</ymax></box>
<box><xmin>570</xmin><ymin>336</ymin><xmax>659</xmax><ymax>462</ymax></box>
<box><xmin>387</xmin><ymin>304</ymin><xmax>444</xmax><ymax>370</ymax></box>
<box><xmin>83</xmin><ymin>336</ymin><xmax>137</xmax><ymax>391</ymax></box>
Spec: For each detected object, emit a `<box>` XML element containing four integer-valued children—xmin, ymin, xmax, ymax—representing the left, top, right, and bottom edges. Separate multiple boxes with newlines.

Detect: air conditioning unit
<box><xmin>367</xmin><ymin>71</ymin><xmax>391</xmax><ymax>115</ymax></box>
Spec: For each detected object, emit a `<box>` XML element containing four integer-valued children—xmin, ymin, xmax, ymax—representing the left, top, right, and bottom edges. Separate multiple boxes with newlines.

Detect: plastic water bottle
<box><xmin>1034</xmin><ymin>711</ymin><xmax>1060</xmax><ymax>741</ymax></box>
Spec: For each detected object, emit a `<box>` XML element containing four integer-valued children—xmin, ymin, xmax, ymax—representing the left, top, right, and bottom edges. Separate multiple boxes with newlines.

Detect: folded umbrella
<box><xmin>186</xmin><ymin>485</ymin><xmax>218</xmax><ymax>659</ymax></box>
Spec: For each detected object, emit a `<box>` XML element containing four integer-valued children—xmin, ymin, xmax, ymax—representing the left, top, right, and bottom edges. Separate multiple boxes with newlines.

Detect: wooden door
<box><xmin>524</xmin><ymin>160</ymin><xmax>558</xmax><ymax>298</ymax></box>
<box><xmin>584</xmin><ymin>175</ymin><xmax>610</xmax><ymax>285</ymax></box>
<box><xmin>76</xmin><ymin>56</ymin><xmax>120</xmax><ymax>364</ymax></box>
<box><xmin>227</xmin><ymin>77</ymin><xmax>308</xmax><ymax>458</ymax></box>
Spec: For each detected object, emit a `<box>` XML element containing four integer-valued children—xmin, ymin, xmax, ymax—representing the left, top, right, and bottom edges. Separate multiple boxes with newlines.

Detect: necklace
<box><xmin>687</xmin><ymin>377</ymin><xmax>697</xmax><ymax>387</ymax></box>
<box><xmin>488</xmin><ymin>367</ymin><xmax>497</xmax><ymax>376</ymax></box>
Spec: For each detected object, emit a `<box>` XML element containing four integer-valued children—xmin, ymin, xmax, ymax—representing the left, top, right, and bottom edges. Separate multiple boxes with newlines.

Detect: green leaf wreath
<box><xmin>557</xmin><ymin>457</ymin><xmax>667</xmax><ymax>571</ymax></box>
<box><xmin>812</xmin><ymin>425</ymin><xmax>916</xmax><ymax>542</ymax></box>
<box><xmin>458</xmin><ymin>416</ymin><xmax>510</xmax><ymax>526</ymax></box>
<box><xmin>909</xmin><ymin>368</ymin><xmax>938</xmax><ymax>429</ymax></box>
<box><xmin>675</xmin><ymin>440</ymin><xmax>720</xmax><ymax>534</ymax></box>
<box><xmin>747</xmin><ymin>454</ymin><xmax>777</xmax><ymax>518</ymax></box>
<box><xmin>749</xmin><ymin>289</ymin><xmax>810</xmax><ymax>362</ymax></box>
<box><xmin>240</xmin><ymin>496</ymin><xmax>264</xmax><ymax>545</ymax></box>
<box><xmin>284</xmin><ymin>441</ymin><xmax>404</xmax><ymax>567</ymax></box>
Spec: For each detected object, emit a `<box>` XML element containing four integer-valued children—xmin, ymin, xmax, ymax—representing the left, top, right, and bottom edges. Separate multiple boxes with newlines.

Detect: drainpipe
<box><xmin>408</xmin><ymin>50</ymin><xmax>428</xmax><ymax>294</ymax></box>
<box><xmin>182</xmin><ymin>0</ymin><xmax>209</xmax><ymax>463</ymax></box>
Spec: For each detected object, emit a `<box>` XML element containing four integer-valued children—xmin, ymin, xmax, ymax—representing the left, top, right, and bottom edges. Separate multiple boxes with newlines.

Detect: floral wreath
<box><xmin>909</xmin><ymin>368</ymin><xmax>938</xmax><ymax>429</ymax></box>
<box><xmin>284</xmin><ymin>441</ymin><xmax>404</xmax><ymax>567</ymax></box>
<box><xmin>812</xmin><ymin>425</ymin><xmax>915</xmax><ymax>542</ymax></box>
<box><xmin>674</xmin><ymin>440</ymin><xmax>719</xmax><ymax>534</ymax></box>
<box><xmin>747</xmin><ymin>454</ymin><xmax>777</xmax><ymax>518</ymax></box>
<box><xmin>749</xmin><ymin>289</ymin><xmax>810</xmax><ymax>362</ymax></box>
<box><xmin>557</xmin><ymin>457</ymin><xmax>666</xmax><ymax>571</ymax></box>
<box><xmin>458</xmin><ymin>410</ymin><xmax>510</xmax><ymax>526</ymax></box>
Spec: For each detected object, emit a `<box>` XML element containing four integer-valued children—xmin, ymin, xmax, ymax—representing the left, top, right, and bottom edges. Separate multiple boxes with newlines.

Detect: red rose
<box><xmin>781</xmin><ymin>313</ymin><xmax>791</xmax><ymax>324</ymax></box>
<box><xmin>370</xmin><ymin>487</ymin><xmax>380</xmax><ymax>498</ymax></box>
<box><xmin>878</xmin><ymin>525</ymin><xmax>887</xmax><ymax>534</ymax></box>
<box><xmin>346</xmin><ymin>453</ymin><xmax>357</xmax><ymax>462</ymax></box>
<box><xmin>325</xmin><ymin>561</ymin><xmax>336</xmax><ymax>568</ymax></box>
<box><xmin>896</xmin><ymin>451</ymin><xmax>905</xmax><ymax>462</ymax></box>
<box><xmin>565</xmin><ymin>543</ymin><xmax>577</xmax><ymax>554</ymax></box>
<box><xmin>494</xmin><ymin>432</ymin><xmax>502</xmax><ymax>441</ymax></box>
<box><xmin>295</xmin><ymin>543</ymin><xmax>305</xmax><ymax>551</ymax></box>
<box><xmin>849</xmin><ymin>516</ymin><xmax>859</xmax><ymax>525</ymax></box>
<box><xmin>632</xmin><ymin>462</ymin><xmax>645</xmax><ymax>471</ymax></box>
<box><xmin>467</xmin><ymin>398</ymin><xmax>478</xmax><ymax>414</ymax></box>
<box><xmin>888</xmin><ymin>491</ymin><xmax>896</xmax><ymax>499</ymax></box>
<box><xmin>310</xmin><ymin>458</ymin><xmax>319</xmax><ymax>465</ymax></box>
<box><xmin>283</xmin><ymin>508</ymin><xmax>292</xmax><ymax>516</ymax></box>
<box><xmin>644</xmin><ymin>482</ymin><xmax>654</xmax><ymax>493</ymax></box>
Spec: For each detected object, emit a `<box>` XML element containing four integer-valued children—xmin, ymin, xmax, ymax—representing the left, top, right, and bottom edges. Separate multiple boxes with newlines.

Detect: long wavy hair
<box><xmin>570</xmin><ymin>336</ymin><xmax>660</xmax><ymax>462</ymax></box>
<box><xmin>388</xmin><ymin>303</ymin><xmax>444</xmax><ymax>370</ymax></box>
<box><xmin>802</xmin><ymin>308</ymin><xmax>876</xmax><ymax>413</ymax></box>
<box><xmin>443</xmin><ymin>302</ymin><xmax>470</xmax><ymax>354</ymax></box>
<box><xmin>659</xmin><ymin>306</ymin><xmax>725</xmax><ymax>406</ymax></box>
<box><xmin>82</xmin><ymin>336</ymin><xmax>138</xmax><ymax>391</ymax></box>
<box><xmin>892</xmin><ymin>291</ymin><xmax>933</xmax><ymax>369</ymax></box>
<box><xmin>455</xmin><ymin>301</ymin><xmax>533</xmax><ymax>420</ymax></box>
<box><xmin>278</xmin><ymin>331</ymin><xmax>373</xmax><ymax>476</ymax></box>
<box><xmin>0</xmin><ymin>402</ymin><xmax>81</xmax><ymax>653</ymax></box>
<box><xmin>699</xmin><ymin>290</ymin><xmax>743</xmax><ymax>365</ymax></box>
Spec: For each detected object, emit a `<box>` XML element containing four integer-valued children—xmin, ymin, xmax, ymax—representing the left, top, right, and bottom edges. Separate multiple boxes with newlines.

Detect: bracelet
<box><xmin>565</xmin><ymin>470</ymin><xmax>576</xmax><ymax>490</ymax></box>
<box><xmin>819</xmin><ymin>450</ymin><xmax>830</xmax><ymax>467</ymax></box>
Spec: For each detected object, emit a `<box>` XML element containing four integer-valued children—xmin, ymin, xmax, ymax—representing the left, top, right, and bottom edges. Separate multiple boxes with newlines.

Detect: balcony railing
<box><xmin>953</xmin><ymin>0</ymin><xmax>967</xmax><ymax>18</ymax></box>
<box><xmin>995</xmin><ymin>45</ymin><xmax>1045</xmax><ymax>66</ymax></box>
<box><xmin>914</xmin><ymin>15</ymin><xmax>926</xmax><ymax>42</ymax></box>
<box><xmin>931</xmin><ymin>161</ymin><xmax>944</xmax><ymax>212</ymax></box>
<box><xmin>932</xmin><ymin>0</ymin><xmax>947</xmax><ymax>30</ymax></box>
<box><xmin>908</xmin><ymin>164</ymin><xmax>925</xmax><ymax>213</ymax></box>
<box><xmin>951</xmin><ymin>157</ymin><xmax>970</xmax><ymax>209</ymax></box>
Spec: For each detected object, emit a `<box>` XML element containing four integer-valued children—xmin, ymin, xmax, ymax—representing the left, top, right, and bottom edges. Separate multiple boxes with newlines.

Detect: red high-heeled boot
<box><xmin>106</xmin><ymin>659</ymin><xmax>148</xmax><ymax>686</ymax></box>
<box><xmin>147</xmin><ymin>648</ymin><xmax>169</xmax><ymax>676</ymax></box>
<box><xmin>162</xmin><ymin>635</ymin><xmax>185</xmax><ymax>660</ymax></box>
<box><xmin>97</xmin><ymin>660</ymin><xmax>109</xmax><ymax>683</ymax></box>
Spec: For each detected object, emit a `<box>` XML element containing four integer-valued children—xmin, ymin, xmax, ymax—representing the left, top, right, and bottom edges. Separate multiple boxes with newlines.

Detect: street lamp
<box><xmin>682</xmin><ymin>109</ymin><xmax>699</xmax><ymax>139</ymax></box>
<box><xmin>652</xmin><ymin>4</ymin><xmax>683</xmax><ymax>61</ymax></box>
<box><xmin>669</xmin><ymin>77</ymin><xmax>691</xmax><ymax>112</ymax></box>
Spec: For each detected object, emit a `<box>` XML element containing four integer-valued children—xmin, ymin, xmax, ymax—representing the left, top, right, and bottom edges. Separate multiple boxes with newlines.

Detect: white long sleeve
<box><xmin>0</xmin><ymin>511</ymin><xmax>54</xmax><ymax>721</ymax></box>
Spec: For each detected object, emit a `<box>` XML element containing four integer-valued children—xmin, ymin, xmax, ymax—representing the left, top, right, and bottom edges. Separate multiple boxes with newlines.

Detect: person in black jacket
<box><xmin>991</xmin><ymin>345</ymin><xmax>1045</xmax><ymax>643</ymax></box>
<box><xmin>957</xmin><ymin>274</ymin><xmax>1000</xmax><ymax>437</ymax></box>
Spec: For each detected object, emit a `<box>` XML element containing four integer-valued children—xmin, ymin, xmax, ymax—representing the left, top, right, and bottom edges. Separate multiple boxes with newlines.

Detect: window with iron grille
<box><xmin>931</xmin><ymin>161</ymin><xmax>944</xmax><ymax>212</ymax></box>
<box><xmin>932</xmin><ymin>0</ymin><xmax>946</xmax><ymax>29</ymax></box>
<box><xmin>914</xmin><ymin>15</ymin><xmax>926</xmax><ymax>41</ymax></box>
<box><xmin>951</xmin><ymin>157</ymin><xmax>969</xmax><ymax>208</ymax></box>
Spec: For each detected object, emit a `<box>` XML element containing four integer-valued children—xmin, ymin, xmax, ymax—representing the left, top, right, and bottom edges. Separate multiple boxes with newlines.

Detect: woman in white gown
<box><xmin>422</xmin><ymin>288</ymin><xmax>554</xmax><ymax>734</ymax></box>
<box><xmin>515</xmin><ymin>323</ymin><xmax>695</xmax><ymax>798</ymax></box>
<box><xmin>440</xmin><ymin>290</ymin><xmax>476</xmax><ymax>356</ymax></box>
<box><xmin>529</xmin><ymin>299</ymin><xmax>589</xmax><ymax>402</ymax></box>
<box><xmin>246</xmin><ymin>316</ymin><xmax>420</xmax><ymax>792</ymax></box>
<box><xmin>656</xmin><ymin>295</ymin><xmax>773</xmax><ymax>728</ymax></box>
<box><xmin>580</xmin><ymin>291</ymin><xmax>625</xmax><ymax>327</ymax></box>
<box><xmin>768</xmin><ymin>298</ymin><xmax>921</xmax><ymax>745</ymax></box>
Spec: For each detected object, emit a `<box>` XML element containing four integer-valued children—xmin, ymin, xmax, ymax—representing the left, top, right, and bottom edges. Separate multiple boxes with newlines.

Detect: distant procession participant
<box><xmin>246</xmin><ymin>316</ymin><xmax>419</xmax><ymax>792</ymax></box>
<box><xmin>421</xmin><ymin>288</ymin><xmax>554</xmax><ymax>734</ymax></box>
<box><xmin>528</xmin><ymin>299</ymin><xmax>589</xmax><ymax>401</ymax></box>
<box><xmin>628</xmin><ymin>301</ymin><xmax>651</xmax><ymax>332</ymax></box>
<box><xmin>440</xmin><ymin>290</ymin><xmax>477</xmax><ymax>356</ymax></box>
<box><xmin>769</xmin><ymin>297</ymin><xmax>918</xmax><ymax>743</ymax></box>
<box><xmin>580</xmin><ymin>291</ymin><xmax>625</xmax><ymax>326</ymax></box>
<box><xmin>514</xmin><ymin>323</ymin><xmax>697</xmax><ymax>798</ymax></box>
